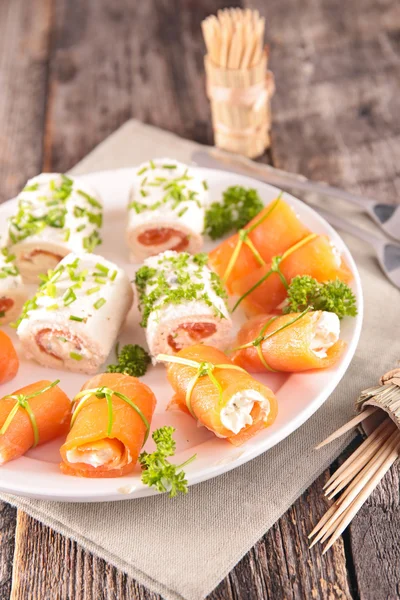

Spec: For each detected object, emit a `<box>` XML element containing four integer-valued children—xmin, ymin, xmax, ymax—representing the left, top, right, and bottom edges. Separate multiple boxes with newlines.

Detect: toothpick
<box><xmin>324</xmin><ymin>421</ymin><xmax>394</xmax><ymax>497</ymax></box>
<box><xmin>322</xmin><ymin>418</ymin><xmax>389</xmax><ymax>489</ymax></box>
<box><xmin>315</xmin><ymin>406</ymin><xmax>378</xmax><ymax>449</ymax></box>
<box><xmin>322</xmin><ymin>435</ymin><xmax>400</xmax><ymax>553</ymax></box>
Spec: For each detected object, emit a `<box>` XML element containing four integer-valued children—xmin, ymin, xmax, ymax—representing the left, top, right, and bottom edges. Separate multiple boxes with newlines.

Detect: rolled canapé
<box><xmin>8</xmin><ymin>173</ymin><xmax>103</xmax><ymax>282</ymax></box>
<box><xmin>0</xmin><ymin>247</ymin><xmax>27</xmax><ymax>325</ymax></box>
<box><xmin>0</xmin><ymin>380</ymin><xmax>71</xmax><ymax>465</ymax></box>
<box><xmin>232</xmin><ymin>234</ymin><xmax>352</xmax><ymax>316</ymax></box>
<box><xmin>135</xmin><ymin>251</ymin><xmax>232</xmax><ymax>358</ymax></box>
<box><xmin>232</xmin><ymin>310</ymin><xmax>345</xmax><ymax>373</ymax></box>
<box><xmin>127</xmin><ymin>159</ymin><xmax>208</xmax><ymax>261</ymax></box>
<box><xmin>16</xmin><ymin>253</ymin><xmax>133</xmax><ymax>374</ymax></box>
<box><xmin>161</xmin><ymin>344</ymin><xmax>277</xmax><ymax>446</ymax></box>
<box><xmin>208</xmin><ymin>197</ymin><xmax>310</xmax><ymax>293</ymax></box>
<box><xmin>60</xmin><ymin>373</ymin><xmax>156</xmax><ymax>478</ymax></box>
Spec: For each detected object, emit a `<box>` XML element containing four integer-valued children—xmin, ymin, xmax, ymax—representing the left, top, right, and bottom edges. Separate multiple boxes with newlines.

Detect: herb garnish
<box><xmin>135</xmin><ymin>252</ymin><xmax>227</xmax><ymax>327</ymax></box>
<box><xmin>205</xmin><ymin>186</ymin><xmax>264</xmax><ymax>240</ymax></box>
<box><xmin>139</xmin><ymin>426</ymin><xmax>196</xmax><ymax>497</ymax></box>
<box><xmin>107</xmin><ymin>343</ymin><xmax>151</xmax><ymax>378</ymax></box>
<box><xmin>129</xmin><ymin>160</ymin><xmax>204</xmax><ymax>216</ymax></box>
<box><xmin>284</xmin><ymin>276</ymin><xmax>357</xmax><ymax>319</ymax></box>
<box><xmin>8</xmin><ymin>175</ymin><xmax>102</xmax><ymax>252</ymax></box>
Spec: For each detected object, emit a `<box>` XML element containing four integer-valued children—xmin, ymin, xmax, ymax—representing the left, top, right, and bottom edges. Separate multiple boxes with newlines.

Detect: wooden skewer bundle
<box><xmin>310</xmin><ymin>368</ymin><xmax>400</xmax><ymax>553</ymax></box>
<box><xmin>201</xmin><ymin>8</ymin><xmax>274</xmax><ymax>158</ymax></box>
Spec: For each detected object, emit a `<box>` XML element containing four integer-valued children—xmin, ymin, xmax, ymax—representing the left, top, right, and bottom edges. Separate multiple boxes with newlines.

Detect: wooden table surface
<box><xmin>0</xmin><ymin>0</ymin><xmax>399</xmax><ymax>598</ymax></box>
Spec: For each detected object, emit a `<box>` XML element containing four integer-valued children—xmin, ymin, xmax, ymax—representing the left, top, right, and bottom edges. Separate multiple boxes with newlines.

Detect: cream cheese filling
<box><xmin>66</xmin><ymin>440</ymin><xmax>132</xmax><ymax>468</ymax></box>
<box><xmin>220</xmin><ymin>390</ymin><xmax>269</xmax><ymax>435</ymax></box>
<box><xmin>310</xmin><ymin>311</ymin><xmax>340</xmax><ymax>358</ymax></box>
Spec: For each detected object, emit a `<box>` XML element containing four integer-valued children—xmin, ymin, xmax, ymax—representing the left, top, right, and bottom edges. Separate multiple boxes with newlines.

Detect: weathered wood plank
<box><xmin>209</xmin><ymin>471</ymin><xmax>353</xmax><ymax>600</ymax></box>
<box><xmin>349</xmin><ymin>466</ymin><xmax>400</xmax><ymax>600</ymax></box>
<box><xmin>11</xmin><ymin>511</ymin><xmax>162</xmax><ymax>600</ymax></box>
<box><xmin>248</xmin><ymin>0</ymin><xmax>400</xmax><ymax>201</ymax></box>
<box><xmin>0</xmin><ymin>0</ymin><xmax>53</xmax><ymax>203</ymax></box>
<box><xmin>0</xmin><ymin>503</ymin><xmax>17</xmax><ymax>600</ymax></box>
<box><xmin>43</xmin><ymin>0</ymin><xmax>242</xmax><ymax>173</ymax></box>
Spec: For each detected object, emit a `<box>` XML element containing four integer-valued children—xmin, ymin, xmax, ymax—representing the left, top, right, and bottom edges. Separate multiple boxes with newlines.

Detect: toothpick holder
<box><xmin>205</xmin><ymin>52</ymin><xmax>275</xmax><ymax>159</ymax></box>
<box><xmin>356</xmin><ymin>368</ymin><xmax>400</xmax><ymax>437</ymax></box>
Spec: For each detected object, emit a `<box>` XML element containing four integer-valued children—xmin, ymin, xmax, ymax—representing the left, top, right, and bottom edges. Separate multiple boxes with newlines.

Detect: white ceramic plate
<box><xmin>0</xmin><ymin>167</ymin><xmax>363</xmax><ymax>501</ymax></box>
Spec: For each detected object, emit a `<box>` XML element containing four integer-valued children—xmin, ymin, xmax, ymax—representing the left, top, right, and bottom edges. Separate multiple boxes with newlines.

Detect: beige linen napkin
<box><xmin>1</xmin><ymin>120</ymin><xmax>398</xmax><ymax>600</ymax></box>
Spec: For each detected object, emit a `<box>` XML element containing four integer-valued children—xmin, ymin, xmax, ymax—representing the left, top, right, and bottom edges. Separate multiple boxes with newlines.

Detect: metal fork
<box><xmin>314</xmin><ymin>206</ymin><xmax>400</xmax><ymax>290</ymax></box>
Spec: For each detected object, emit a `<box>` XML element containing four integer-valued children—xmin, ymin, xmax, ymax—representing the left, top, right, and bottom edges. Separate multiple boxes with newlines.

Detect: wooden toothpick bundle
<box><xmin>201</xmin><ymin>8</ymin><xmax>274</xmax><ymax>158</ymax></box>
<box><xmin>310</xmin><ymin>368</ymin><xmax>400</xmax><ymax>554</ymax></box>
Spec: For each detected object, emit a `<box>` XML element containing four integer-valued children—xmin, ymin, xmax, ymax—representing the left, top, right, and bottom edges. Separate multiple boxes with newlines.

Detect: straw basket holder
<box><xmin>356</xmin><ymin>368</ymin><xmax>400</xmax><ymax>437</ymax></box>
<box><xmin>205</xmin><ymin>52</ymin><xmax>275</xmax><ymax>159</ymax></box>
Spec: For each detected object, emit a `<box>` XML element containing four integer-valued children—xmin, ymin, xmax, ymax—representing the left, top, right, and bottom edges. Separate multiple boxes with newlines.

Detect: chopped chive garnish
<box><xmin>46</xmin><ymin>304</ymin><xmax>59</xmax><ymax>311</ymax></box>
<box><xmin>110</xmin><ymin>270</ymin><xmax>118</xmax><ymax>281</ymax></box>
<box><xmin>57</xmin><ymin>337</ymin><xmax>67</xmax><ymax>343</ymax></box>
<box><xmin>76</xmin><ymin>224</ymin><xmax>86</xmax><ymax>233</ymax></box>
<box><xmin>137</xmin><ymin>166</ymin><xmax>148</xmax><ymax>175</ymax></box>
<box><xmin>64</xmin><ymin>228</ymin><xmax>71</xmax><ymax>241</ymax></box>
<box><xmin>95</xmin><ymin>277</ymin><xmax>106</xmax><ymax>285</ymax></box>
<box><xmin>86</xmin><ymin>286</ymin><xmax>101</xmax><ymax>295</ymax></box>
<box><xmin>69</xmin><ymin>315</ymin><xmax>84</xmax><ymax>322</ymax></box>
<box><xmin>46</xmin><ymin>283</ymin><xmax>57</xmax><ymax>298</ymax></box>
<box><xmin>63</xmin><ymin>288</ymin><xmax>77</xmax><ymax>306</ymax></box>
<box><xmin>149</xmin><ymin>160</ymin><xmax>156</xmax><ymax>169</ymax></box>
<box><xmin>202</xmin><ymin>180</ymin><xmax>208</xmax><ymax>190</ymax></box>
<box><xmin>95</xmin><ymin>263</ymin><xmax>109</xmax><ymax>275</ymax></box>
<box><xmin>70</xmin><ymin>352</ymin><xmax>83</xmax><ymax>361</ymax></box>
<box><xmin>140</xmin><ymin>189</ymin><xmax>149</xmax><ymax>197</ymax></box>
<box><xmin>93</xmin><ymin>298</ymin><xmax>106</xmax><ymax>310</ymax></box>
<box><xmin>76</xmin><ymin>189</ymin><xmax>102</xmax><ymax>209</ymax></box>
<box><xmin>23</xmin><ymin>183</ymin><xmax>40</xmax><ymax>192</ymax></box>
<box><xmin>163</xmin><ymin>164</ymin><xmax>177</xmax><ymax>169</ymax></box>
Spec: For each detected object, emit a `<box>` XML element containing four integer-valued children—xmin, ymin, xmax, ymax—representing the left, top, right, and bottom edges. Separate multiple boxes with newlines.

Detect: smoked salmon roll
<box><xmin>208</xmin><ymin>196</ymin><xmax>310</xmax><ymax>293</ymax></box>
<box><xmin>8</xmin><ymin>173</ymin><xmax>103</xmax><ymax>283</ymax></box>
<box><xmin>0</xmin><ymin>330</ymin><xmax>19</xmax><ymax>384</ymax></box>
<box><xmin>232</xmin><ymin>310</ymin><xmax>345</xmax><ymax>373</ymax></box>
<box><xmin>16</xmin><ymin>253</ymin><xmax>133</xmax><ymax>374</ymax></box>
<box><xmin>0</xmin><ymin>379</ymin><xmax>71</xmax><ymax>465</ymax></box>
<box><xmin>232</xmin><ymin>234</ymin><xmax>352</xmax><ymax>316</ymax></box>
<box><xmin>159</xmin><ymin>344</ymin><xmax>277</xmax><ymax>446</ymax></box>
<box><xmin>60</xmin><ymin>373</ymin><xmax>156</xmax><ymax>478</ymax></box>
<box><xmin>135</xmin><ymin>251</ymin><xmax>232</xmax><ymax>358</ymax></box>
<box><xmin>127</xmin><ymin>159</ymin><xmax>208</xmax><ymax>261</ymax></box>
<box><xmin>0</xmin><ymin>247</ymin><xmax>27</xmax><ymax>325</ymax></box>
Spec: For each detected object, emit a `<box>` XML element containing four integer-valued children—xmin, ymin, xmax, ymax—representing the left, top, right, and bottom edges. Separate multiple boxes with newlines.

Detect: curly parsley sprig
<box><xmin>205</xmin><ymin>186</ymin><xmax>264</xmax><ymax>240</ymax></box>
<box><xmin>139</xmin><ymin>426</ymin><xmax>196</xmax><ymax>497</ymax></box>
<box><xmin>283</xmin><ymin>276</ymin><xmax>357</xmax><ymax>319</ymax></box>
<box><xmin>106</xmin><ymin>343</ymin><xmax>151</xmax><ymax>378</ymax></box>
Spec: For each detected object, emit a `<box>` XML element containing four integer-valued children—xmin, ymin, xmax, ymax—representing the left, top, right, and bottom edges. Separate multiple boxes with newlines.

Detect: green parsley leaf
<box><xmin>205</xmin><ymin>185</ymin><xmax>264</xmax><ymax>240</ymax></box>
<box><xmin>106</xmin><ymin>343</ymin><xmax>151</xmax><ymax>378</ymax></box>
<box><xmin>283</xmin><ymin>276</ymin><xmax>357</xmax><ymax>319</ymax></box>
<box><xmin>139</xmin><ymin>426</ymin><xmax>196</xmax><ymax>497</ymax></box>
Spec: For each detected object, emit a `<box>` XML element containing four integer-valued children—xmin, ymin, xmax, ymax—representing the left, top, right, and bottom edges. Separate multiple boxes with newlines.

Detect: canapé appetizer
<box><xmin>159</xmin><ymin>344</ymin><xmax>277</xmax><ymax>446</ymax></box>
<box><xmin>232</xmin><ymin>309</ymin><xmax>345</xmax><ymax>372</ymax></box>
<box><xmin>8</xmin><ymin>173</ymin><xmax>103</xmax><ymax>282</ymax></box>
<box><xmin>0</xmin><ymin>379</ymin><xmax>71</xmax><ymax>465</ymax></box>
<box><xmin>208</xmin><ymin>195</ymin><xmax>309</xmax><ymax>293</ymax></box>
<box><xmin>60</xmin><ymin>373</ymin><xmax>156</xmax><ymax>477</ymax></box>
<box><xmin>16</xmin><ymin>253</ymin><xmax>133</xmax><ymax>374</ymax></box>
<box><xmin>0</xmin><ymin>247</ymin><xmax>27</xmax><ymax>325</ymax></box>
<box><xmin>127</xmin><ymin>159</ymin><xmax>208</xmax><ymax>261</ymax></box>
<box><xmin>135</xmin><ymin>251</ymin><xmax>232</xmax><ymax>358</ymax></box>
